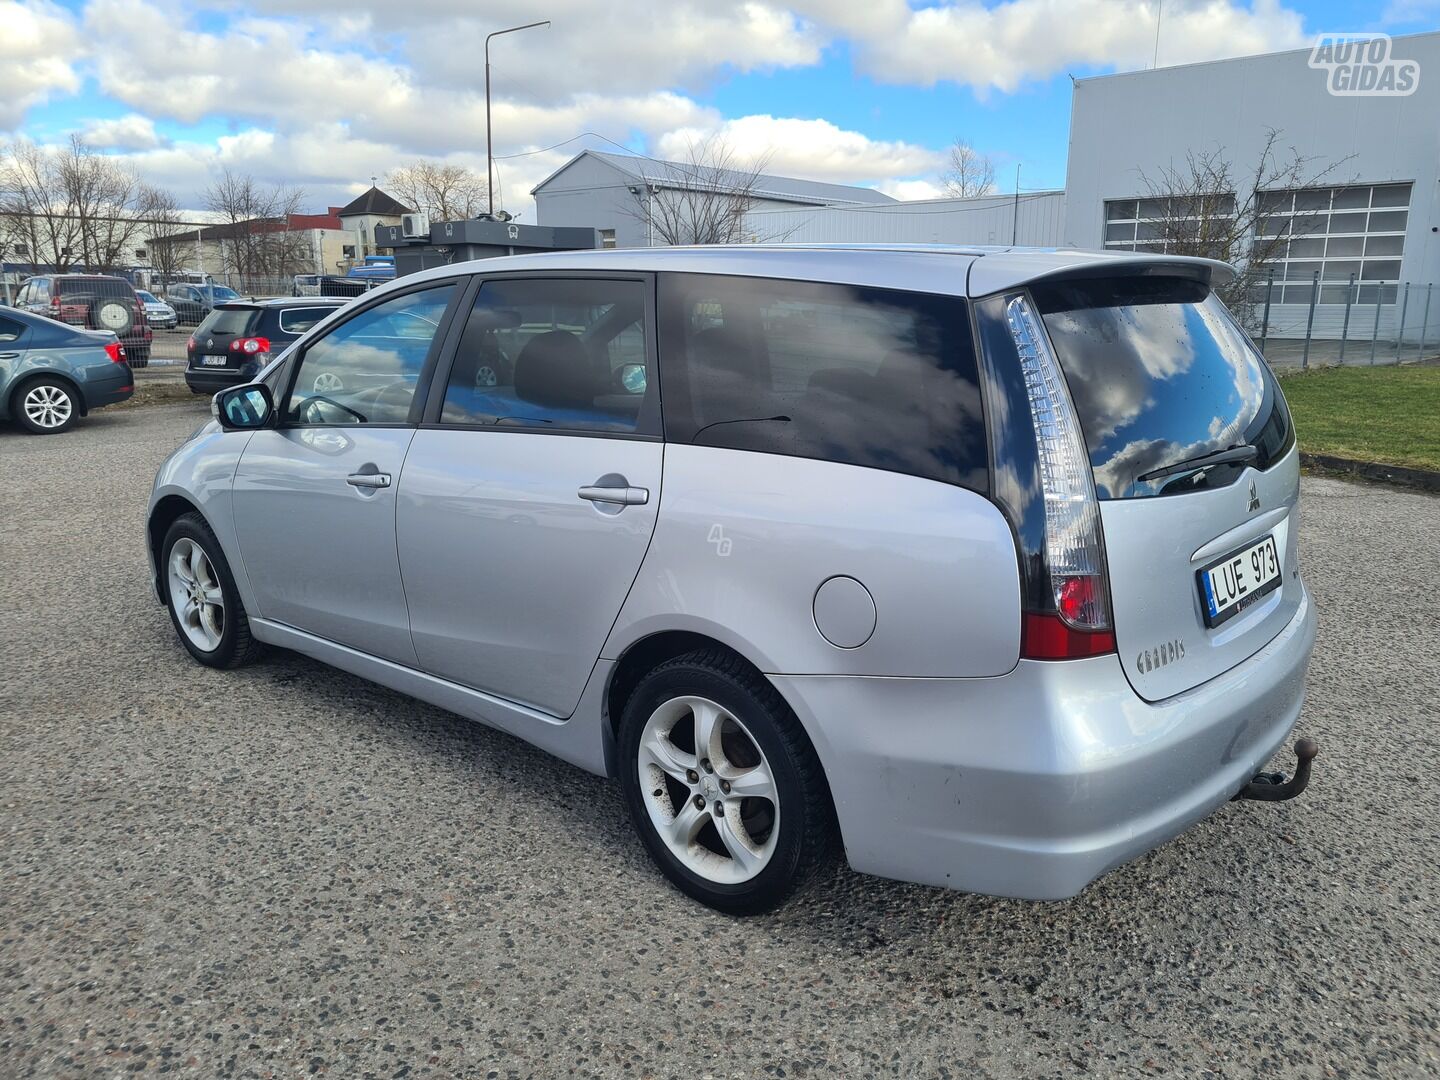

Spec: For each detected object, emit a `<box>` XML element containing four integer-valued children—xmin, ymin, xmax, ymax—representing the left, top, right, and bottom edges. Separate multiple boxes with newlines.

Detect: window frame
<box><xmin>276</xmin><ymin>276</ymin><xmax>468</xmax><ymax>430</ymax></box>
<box><xmin>276</xmin><ymin>304</ymin><xmax>344</xmax><ymax>336</ymax></box>
<box><xmin>656</xmin><ymin>270</ymin><xmax>990</xmax><ymax>493</ymax></box>
<box><xmin>420</xmin><ymin>270</ymin><xmax>663</xmax><ymax>441</ymax></box>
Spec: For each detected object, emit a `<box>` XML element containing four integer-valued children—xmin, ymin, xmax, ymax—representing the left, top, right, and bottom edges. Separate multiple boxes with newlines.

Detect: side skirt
<box><xmin>249</xmin><ymin>618</ymin><xmax>613</xmax><ymax>777</ymax></box>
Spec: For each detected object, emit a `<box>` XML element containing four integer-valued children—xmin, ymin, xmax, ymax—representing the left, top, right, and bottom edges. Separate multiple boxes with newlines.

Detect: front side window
<box><xmin>284</xmin><ymin>284</ymin><xmax>455</xmax><ymax>425</ymax></box>
<box><xmin>439</xmin><ymin>277</ymin><xmax>652</xmax><ymax>434</ymax></box>
<box><xmin>658</xmin><ymin>274</ymin><xmax>988</xmax><ymax>491</ymax></box>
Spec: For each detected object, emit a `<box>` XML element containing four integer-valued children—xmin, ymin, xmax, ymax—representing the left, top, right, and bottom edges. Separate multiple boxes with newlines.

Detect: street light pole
<box><xmin>486</xmin><ymin>19</ymin><xmax>550</xmax><ymax>218</ymax></box>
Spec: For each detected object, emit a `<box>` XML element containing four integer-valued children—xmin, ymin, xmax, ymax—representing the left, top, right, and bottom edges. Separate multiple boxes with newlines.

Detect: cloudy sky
<box><xmin>4</xmin><ymin>0</ymin><xmax>1436</xmax><ymax>220</ymax></box>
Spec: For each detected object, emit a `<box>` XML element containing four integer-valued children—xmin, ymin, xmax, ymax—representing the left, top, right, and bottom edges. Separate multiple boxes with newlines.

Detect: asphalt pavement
<box><xmin>2</xmin><ymin>402</ymin><xmax>1437</xmax><ymax>1078</ymax></box>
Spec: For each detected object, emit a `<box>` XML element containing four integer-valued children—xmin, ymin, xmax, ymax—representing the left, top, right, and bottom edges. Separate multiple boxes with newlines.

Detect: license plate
<box><xmin>200</xmin><ymin>356</ymin><xmax>229</xmax><ymax>367</ymax></box>
<box><xmin>1198</xmin><ymin>534</ymin><xmax>1282</xmax><ymax>627</ymax></box>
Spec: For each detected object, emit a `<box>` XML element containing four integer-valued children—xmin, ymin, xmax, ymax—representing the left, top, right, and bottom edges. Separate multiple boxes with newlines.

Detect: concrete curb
<box><xmin>1301</xmin><ymin>452</ymin><xmax>1440</xmax><ymax>493</ymax></box>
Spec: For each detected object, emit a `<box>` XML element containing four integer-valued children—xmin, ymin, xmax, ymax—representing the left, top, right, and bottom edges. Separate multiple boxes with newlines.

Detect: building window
<box><xmin>1251</xmin><ymin>183</ymin><xmax>1411</xmax><ymax>305</ymax></box>
<box><xmin>1103</xmin><ymin>196</ymin><xmax>1237</xmax><ymax>254</ymax></box>
<box><xmin>135</xmin><ymin>249</ymin><xmax>147</xmax><ymax>260</ymax></box>
<box><xmin>599</xmin><ymin>228</ymin><xmax>617</xmax><ymax>249</ymax></box>
<box><xmin>14</xmin><ymin>243</ymin><xmax>28</xmax><ymax>257</ymax></box>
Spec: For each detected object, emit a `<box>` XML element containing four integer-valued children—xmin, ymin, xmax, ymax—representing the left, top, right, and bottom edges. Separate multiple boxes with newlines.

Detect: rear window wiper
<box><xmin>1138</xmin><ymin>444</ymin><xmax>1258</xmax><ymax>483</ymax></box>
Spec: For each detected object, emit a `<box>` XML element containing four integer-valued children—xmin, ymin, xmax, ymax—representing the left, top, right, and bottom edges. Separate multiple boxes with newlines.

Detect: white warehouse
<box><xmin>1064</xmin><ymin>30</ymin><xmax>1440</xmax><ymax>342</ymax></box>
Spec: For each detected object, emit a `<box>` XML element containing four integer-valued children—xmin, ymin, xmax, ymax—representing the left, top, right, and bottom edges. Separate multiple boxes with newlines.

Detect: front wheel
<box><xmin>618</xmin><ymin>651</ymin><xmax>834</xmax><ymax>915</ymax></box>
<box><xmin>162</xmin><ymin>513</ymin><xmax>263</xmax><ymax>668</ymax></box>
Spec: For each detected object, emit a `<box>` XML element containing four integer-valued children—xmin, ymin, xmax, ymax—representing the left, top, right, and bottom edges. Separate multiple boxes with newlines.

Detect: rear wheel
<box><xmin>162</xmin><ymin>513</ymin><xmax>263</xmax><ymax>669</ymax></box>
<box><xmin>13</xmin><ymin>377</ymin><xmax>78</xmax><ymax>434</ymax></box>
<box><xmin>618</xmin><ymin>650</ymin><xmax>834</xmax><ymax>915</ymax></box>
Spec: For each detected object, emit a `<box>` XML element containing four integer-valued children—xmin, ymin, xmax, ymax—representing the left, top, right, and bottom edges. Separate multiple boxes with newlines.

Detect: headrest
<box><xmin>514</xmin><ymin>331</ymin><xmax>594</xmax><ymax>409</ymax></box>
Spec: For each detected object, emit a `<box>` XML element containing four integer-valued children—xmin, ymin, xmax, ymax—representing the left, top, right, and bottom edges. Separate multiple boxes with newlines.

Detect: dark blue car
<box><xmin>0</xmin><ymin>306</ymin><xmax>133</xmax><ymax>434</ymax></box>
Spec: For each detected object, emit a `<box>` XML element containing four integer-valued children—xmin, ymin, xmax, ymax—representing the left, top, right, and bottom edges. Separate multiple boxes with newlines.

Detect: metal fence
<box><xmin>1252</xmin><ymin>270</ymin><xmax>1439</xmax><ymax>369</ymax></box>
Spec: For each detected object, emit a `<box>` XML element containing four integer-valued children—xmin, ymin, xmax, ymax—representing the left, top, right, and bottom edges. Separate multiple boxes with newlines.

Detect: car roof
<box><xmin>216</xmin><ymin>297</ymin><xmax>348</xmax><ymax>310</ymax></box>
<box><xmin>390</xmin><ymin>244</ymin><xmax>1235</xmax><ymax>299</ymax></box>
<box><xmin>1</xmin><ymin>303</ymin><xmax>110</xmax><ymax>342</ymax></box>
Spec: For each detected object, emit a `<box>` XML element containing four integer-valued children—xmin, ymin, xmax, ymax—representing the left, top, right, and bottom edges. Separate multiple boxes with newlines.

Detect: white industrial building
<box><xmin>533</xmin><ymin>32</ymin><xmax>1437</xmax><ymax>343</ymax></box>
<box><xmin>743</xmin><ymin>190</ymin><xmax>1066</xmax><ymax>248</ymax></box>
<box><xmin>1065</xmin><ymin>31</ymin><xmax>1440</xmax><ymax>341</ymax></box>
<box><xmin>532</xmin><ymin>150</ymin><xmax>895</xmax><ymax>249</ymax></box>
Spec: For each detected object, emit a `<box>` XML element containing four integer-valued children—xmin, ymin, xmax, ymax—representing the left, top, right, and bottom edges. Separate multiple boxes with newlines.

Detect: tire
<box><xmin>92</xmin><ymin>298</ymin><xmax>135</xmax><ymax>335</ymax></box>
<box><xmin>161</xmin><ymin>513</ymin><xmax>264</xmax><ymax>669</ymax></box>
<box><xmin>618</xmin><ymin>650</ymin><xmax>834</xmax><ymax>915</ymax></box>
<box><xmin>13</xmin><ymin>376</ymin><xmax>79</xmax><ymax>434</ymax></box>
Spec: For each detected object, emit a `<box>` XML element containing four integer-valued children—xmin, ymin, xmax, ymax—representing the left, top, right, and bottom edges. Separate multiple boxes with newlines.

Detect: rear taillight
<box><xmin>104</xmin><ymin>341</ymin><xmax>126</xmax><ymax>363</ymax></box>
<box><xmin>227</xmin><ymin>338</ymin><xmax>270</xmax><ymax>364</ymax></box>
<box><xmin>50</xmin><ymin>296</ymin><xmax>61</xmax><ymax>313</ymax></box>
<box><xmin>992</xmin><ymin>292</ymin><xmax>1115</xmax><ymax>660</ymax></box>
<box><xmin>186</xmin><ymin>336</ymin><xmax>196</xmax><ymax>351</ymax></box>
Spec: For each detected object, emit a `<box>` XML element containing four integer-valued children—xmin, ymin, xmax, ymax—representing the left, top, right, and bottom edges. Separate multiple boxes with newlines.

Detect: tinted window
<box><xmin>211</xmin><ymin>286</ymin><xmax>239</xmax><ymax>300</ymax></box>
<box><xmin>196</xmin><ymin>306</ymin><xmax>258</xmax><ymax>338</ymax></box>
<box><xmin>0</xmin><ymin>316</ymin><xmax>23</xmax><ymax>342</ymax></box>
<box><xmin>284</xmin><ymin>285</ymin><xmax>455</xmax><ymax>425</ymax></box>
<box><xmin>658</xmin><ymin>274</ymin><xmax>987</xmax><ymax>491</ymax></box>
<box><xmin>277</xmin><ymin>306</ymin><xmax>338</xmax><ymax>335</ymax></box>
<box><xmin>1032</xmin><ymin>277</ymin><xmax>1292</xmax><ymax>499</ymax></box>
<box><xmin>439</xmin><ymin>277</ymin><xmax>653</xmax><ymax>434</ymax></box>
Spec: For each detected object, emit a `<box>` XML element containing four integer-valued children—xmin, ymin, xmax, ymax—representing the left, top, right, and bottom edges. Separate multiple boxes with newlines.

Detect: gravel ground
<box><xmin>2</xmin><ymin>404</ymin><xmax>1438</xmax><ymax>1079</ymax></box>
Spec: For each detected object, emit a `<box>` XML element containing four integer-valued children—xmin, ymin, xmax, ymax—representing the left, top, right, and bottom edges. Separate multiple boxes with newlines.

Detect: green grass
<box><xmin>1277</xmin><ymin>363</ymin><xmax>1440</xmax><ymax>472</ymax></box>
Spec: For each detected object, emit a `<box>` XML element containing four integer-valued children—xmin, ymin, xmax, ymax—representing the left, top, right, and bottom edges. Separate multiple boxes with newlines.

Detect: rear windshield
<box><xmin>196</xmin><ymin>306</ymin><xmax>258</xmax><ymax>338</ymax></box>
<box><xmin>1033</xmin><ymin>277</ymin><xmax>1292</xmax><ymax>499</ymax></box>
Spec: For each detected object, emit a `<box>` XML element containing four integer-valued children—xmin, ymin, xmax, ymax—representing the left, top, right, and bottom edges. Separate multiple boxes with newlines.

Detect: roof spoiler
<box><xmin>968</xmin><ymin>251</ymin><xmax>1235</xmax><ymax>299</ymax></box>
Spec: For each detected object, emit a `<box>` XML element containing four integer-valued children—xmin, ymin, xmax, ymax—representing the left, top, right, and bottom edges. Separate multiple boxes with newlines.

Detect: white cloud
<box><xmin>81</xmin><ymin>113</ymin><xmax>166</xmax><ymax>150</ymax></box>
<box><xmin>795</xmin><ymin>0</ymin><xmax>1308</xmax><ymax>92</ymax></box>
<box><xmin>0</xmin><ymin>0</ymin><xmax>82</xmax><ymax>129</ymax></box>
<box><xmin>656</xmin><ymin>115</ymin><xmax>944</xmax><ymax>185</ymax></box>
<box><xmin>876</xmin><ymin>178</ymin><xmax>948</xmax><ymax>201</ymax></box>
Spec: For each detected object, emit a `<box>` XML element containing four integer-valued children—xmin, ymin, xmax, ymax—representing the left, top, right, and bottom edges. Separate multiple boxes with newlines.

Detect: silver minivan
<box><xmin>147</xmin><ymin>246</ymin><xmax>1318</xmax><ymax>914</ymax></box>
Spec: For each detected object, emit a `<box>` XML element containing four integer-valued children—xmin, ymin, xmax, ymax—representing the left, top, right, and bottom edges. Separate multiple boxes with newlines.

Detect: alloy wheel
<box><xmin>637</xmin><ymin>695</ymin><xmax>780</xmax><ymax>884</ymax></box>
<box><xmin>167</xmin><ymin>537</ymin><xmax>225</xmax><ymax>652</ymax></box>
<box><xmin>22</xmin><ymin>384</ymin><xmax>73</xmax><ymax>429</ymax></box>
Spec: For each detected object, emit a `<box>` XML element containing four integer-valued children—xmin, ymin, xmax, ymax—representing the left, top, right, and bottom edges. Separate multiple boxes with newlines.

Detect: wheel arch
<box><xmin>148</xmin><ymin>494</ymin><xmax>207</xmax><ymax>604</ymax></box>
<box><xmin>9</xmin><ymin>368</ymin><xmax>88</xmax><ymax>418</ymax></box>
<box><xmin>602</xmin><ymin>630</ymin><xmax>839</xmax><ymax>827</ymax></box>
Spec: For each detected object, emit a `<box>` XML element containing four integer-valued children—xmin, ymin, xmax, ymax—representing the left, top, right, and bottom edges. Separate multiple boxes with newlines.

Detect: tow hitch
<box><xmin>1234</xmin><ymin>738</ymin><xmax>1319</xmax><ymax>802</ymax></box>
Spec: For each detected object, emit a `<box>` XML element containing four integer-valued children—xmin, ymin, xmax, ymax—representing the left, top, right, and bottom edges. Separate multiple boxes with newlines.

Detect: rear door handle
<box><xmin>346</xmin><ymin>472</ymin><xmax>392</xmax><ymax>489</ymax></box>
<box><xmin>578</xmin><ymin>484</ymin><xmax>649</xmax><ymax>506</ymax></box>
<box><xmin>0</xmin><ymin>352</ymin><xmax>19</xmax><ymax>360</ymax></box>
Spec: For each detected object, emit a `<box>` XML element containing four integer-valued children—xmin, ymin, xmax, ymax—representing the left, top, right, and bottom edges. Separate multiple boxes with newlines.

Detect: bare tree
<box><xmin>202</xmin><ymin>168</ymin><xmax>311</xmax><ymax>287</ymax></box>
<box><xmin>385</xmin><ymin>161</ymin><xmax>481</xmax><ymax>221</ymax></box>
<box><xmin>1</xmin><ymin>137</ymin><xmax>178</xmax><ymax>274</ymax></box>
<box><xmin>623</xmin><ymin>138</ymin><xmax>784</xmax><ymax>246</ymax></box>
<box><xmin>940</xmin><ymin>138</ymin><xmax>996</xmax><ymax>199</ymax></box>
<box><xmin>137</xmin><ymin>184</ymin><xmax>186</xmax><ymax>282</ymax></box>
<box><xmin>1135</xmin><ymin>128</ymin><xmax>1354</xmax><ymax>321</ymax></box>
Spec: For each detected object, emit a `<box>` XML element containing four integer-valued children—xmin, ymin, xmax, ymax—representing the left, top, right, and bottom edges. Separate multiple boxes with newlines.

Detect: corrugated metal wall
<box><xmin>743</xmin><ymin>192</ymin><xmax>1067</xmax><ymax>248</ymax></box>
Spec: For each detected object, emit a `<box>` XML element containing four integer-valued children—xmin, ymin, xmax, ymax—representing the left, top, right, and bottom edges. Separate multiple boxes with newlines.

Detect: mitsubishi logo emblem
<box><xmin>1248</xmin><ymin>480</ymin><xmax>1260</xmax><ymax>512</ymax></box>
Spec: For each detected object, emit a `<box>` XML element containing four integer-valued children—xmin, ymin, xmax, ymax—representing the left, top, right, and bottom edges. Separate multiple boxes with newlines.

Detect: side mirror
<box><xmin>212</xmin><ymin>383</ymin><xmax>275</xmax><ymax>431</ymax></box>
<box><xmin>617</xmin><ymin>362</ymin><xmax>647</xmax><ymax>394</ymax></box>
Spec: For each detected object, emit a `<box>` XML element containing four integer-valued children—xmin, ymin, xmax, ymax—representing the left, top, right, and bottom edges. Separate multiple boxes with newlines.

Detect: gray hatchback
<box><xmin>146</xmin><ymin>246</ymin><xmax>1318</xmax><ymax>914</ymax></box>
<box><xmin>1</xmin><ymin>306</ymin><xmax>133</xmax><ymax>434</ymax></box>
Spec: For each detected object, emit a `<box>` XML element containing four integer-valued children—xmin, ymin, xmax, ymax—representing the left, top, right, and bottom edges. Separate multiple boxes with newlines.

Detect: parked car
<box><xmin>146</xmin><ymin>246</ymin><xmax>1317</xmax><ymax>914</ymax></box>
<box><xmin>1</xmin><ymin>305</ymin><xmax>133</xmax><ymax>433</ymax></box>
<box><xmin>13</xmin><ymin>273</ymin><xmax>152</xmax><ymax>367</ymax></box>
<box><xmin>136</xmin><ymin>289</ymin><xmax>178</xmax><ymax>330</ymax></box>
<box><xmin>166</xmin><ymin>283</ymin><xmax>241</xmax><ymax>326</ymax></box>
<box><xmin>184</xmin><ymin>297</ymin><xmax>348</xmax><ymax>395</ymax></box>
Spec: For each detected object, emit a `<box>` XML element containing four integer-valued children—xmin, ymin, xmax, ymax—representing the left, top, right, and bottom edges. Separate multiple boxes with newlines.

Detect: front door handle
<box><xmin>578</xmin><ymin>483</ymin><xmax>649</xmax><ymax>506</ymax></box>
<box><xmin>346</xmin><ymin>471</ymin><xmax>392</xmax><ymax>489</ymax></box>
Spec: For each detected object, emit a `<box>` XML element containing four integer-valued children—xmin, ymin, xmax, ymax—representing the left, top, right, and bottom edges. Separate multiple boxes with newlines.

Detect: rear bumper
<box><xmin>81</xmin><ymin>364</ymin><xmax>134</xmax><ymax>410</ymax></box>
<box><xmin>184</xmin><ymin>362</ymin><xmax>259</xmax><ymax>394</ymax></box>
<box><xmin>772</xmin><ymin>582</ymin><xmax>1317</xmax><ymax>900</ymax></box>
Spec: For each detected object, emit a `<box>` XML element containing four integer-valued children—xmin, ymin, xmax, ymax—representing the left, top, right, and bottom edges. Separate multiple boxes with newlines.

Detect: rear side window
<box><xmin>277</xmin><ymin>306</ymin><xmax>337</xmax><ymax>334</ymax></box>
<box><xmin>196</xmin><ymin>306</ymin><xmax>258</xmax><ymax>338</ymax></box>
<box><xmin>658</xmin><ymin>273</ymin><xmax>987</xmax><ymax>492</ymax></box>
<box><xmin>1031</xmin><ymin>277</ymin><xmax>1293</xmax><ymax>499</ymax></box>
<box><xmin>0</xmin><ymin>316</ymin><xmax>23</xmax><ymax>343</ymax></box>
